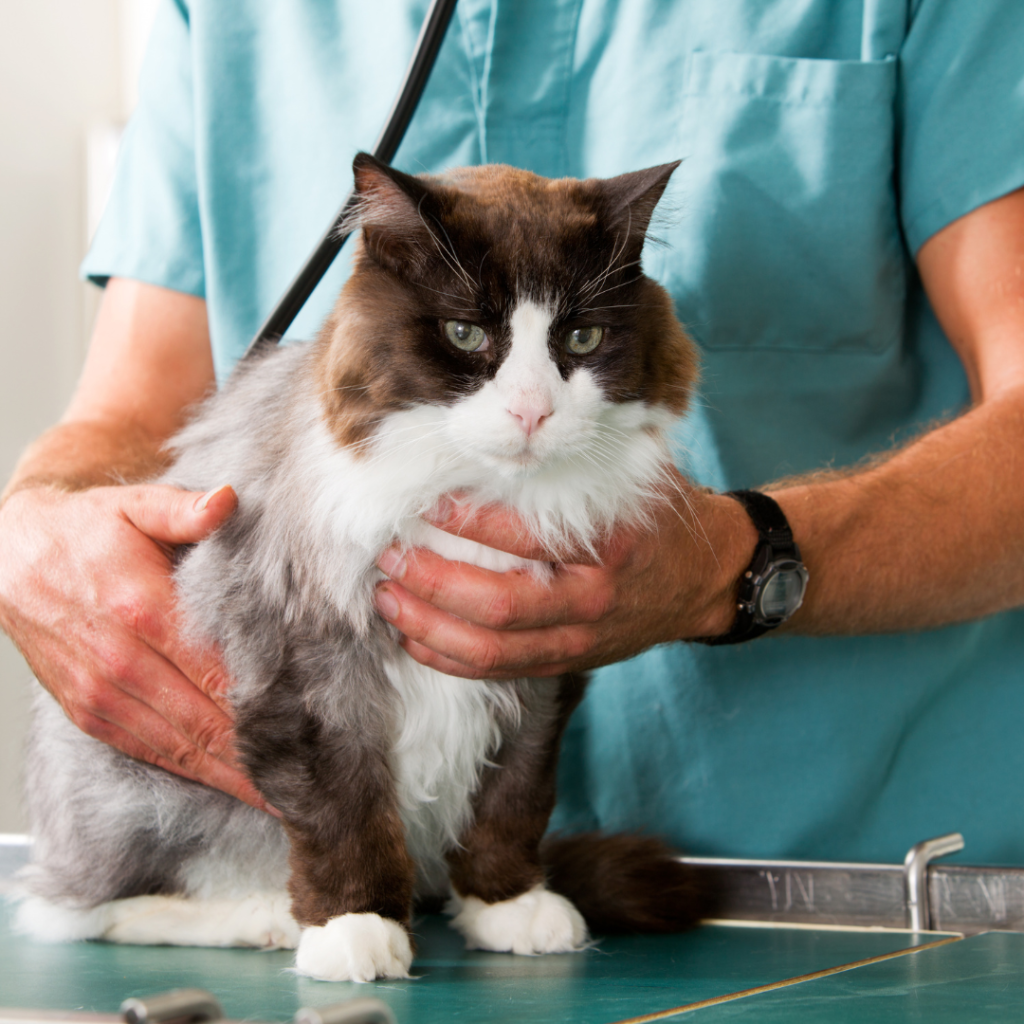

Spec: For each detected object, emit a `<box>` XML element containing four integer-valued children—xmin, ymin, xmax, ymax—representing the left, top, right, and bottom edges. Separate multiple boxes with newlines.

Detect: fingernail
<box><xmin>264</xmin><ymin>803</ymin><xmax>283</xmax><ymax>818</ymax></box>
<box><xmin>375</xmin><ymin>586</ymin><xmax>400</xmax><ymax>621</ymax></box>
<box><xmin>377</xmin><ymin>548</ymin><xmax>407</xmax><ymax>580</ymax></box>
<box><xmin>194</xmin><ymin>484</ymin><xmax>231</xmax><ymax>513</ymax></box>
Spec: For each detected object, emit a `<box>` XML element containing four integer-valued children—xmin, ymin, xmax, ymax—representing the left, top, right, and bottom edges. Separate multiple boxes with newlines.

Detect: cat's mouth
<box><xmin>477</xmin><ymin>441</ymin><xmax>547</xmax><ymax>476</ymax></box>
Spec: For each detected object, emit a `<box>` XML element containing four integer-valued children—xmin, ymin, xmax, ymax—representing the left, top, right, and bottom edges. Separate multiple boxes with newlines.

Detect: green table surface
<box><xmin>0</xmin><ymin>903</ymin><xmax>955</xmax><ymax>1024</ymax></box>
<box><xmin>687</xmin><ymin>931</ymin><xmax>1024</xmax><ymax>1023</ymax></box>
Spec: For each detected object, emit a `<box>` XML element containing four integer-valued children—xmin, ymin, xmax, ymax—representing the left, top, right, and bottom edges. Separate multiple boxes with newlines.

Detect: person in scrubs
<box><xmin>2</xmin><ymin>1</ymin><xmax>1024</xmax><ymax>862</ymax></box>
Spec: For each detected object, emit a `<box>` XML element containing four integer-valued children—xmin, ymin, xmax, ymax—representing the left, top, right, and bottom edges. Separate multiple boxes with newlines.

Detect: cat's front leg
<box><xmin>446</xmin><ymin>673</ymin><xmax>589</xmax><ymax>956</ymax></box>
<box><xmin>235</xmin><ymin>647</ymin><xmax>415</xmax><ymax>982</ymax></box>
<box><xmin>284</xmin><ymin>788</ymin><xmax>415</xmax><ymax>983</ymax></box>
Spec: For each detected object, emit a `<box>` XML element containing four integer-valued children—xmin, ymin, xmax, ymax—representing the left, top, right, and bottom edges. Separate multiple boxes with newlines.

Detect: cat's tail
<box><xmin>540</xmin><ymin>832</ymin><xmax>716</xmax><ymax>934</ymax></box>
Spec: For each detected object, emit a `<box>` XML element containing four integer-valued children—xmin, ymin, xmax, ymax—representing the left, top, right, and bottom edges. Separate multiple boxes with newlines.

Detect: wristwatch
<box><xmin>703</xmin><ymin>489</ymin><xmax>809</xmax><ymax>646</ymax></box>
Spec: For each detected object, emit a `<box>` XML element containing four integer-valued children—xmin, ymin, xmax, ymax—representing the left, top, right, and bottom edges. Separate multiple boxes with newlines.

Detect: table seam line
<box><xmin>608</xmin><ymin>933</ymin><xmax>963</xmax><ymax>1023</ymax></box>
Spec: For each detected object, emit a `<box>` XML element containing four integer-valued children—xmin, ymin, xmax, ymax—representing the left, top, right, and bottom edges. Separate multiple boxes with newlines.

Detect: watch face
<box><xmin>756</xmin><ymin>561</ymin><xmax>808</xmax><ymax>623</ymax></box>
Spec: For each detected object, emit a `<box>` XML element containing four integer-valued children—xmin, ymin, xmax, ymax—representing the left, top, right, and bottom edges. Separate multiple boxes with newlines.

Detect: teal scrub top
<box><xmin>83</xmin><ymin>0</ymin><xmax>1024</xmax><ymax>865</ymax></box>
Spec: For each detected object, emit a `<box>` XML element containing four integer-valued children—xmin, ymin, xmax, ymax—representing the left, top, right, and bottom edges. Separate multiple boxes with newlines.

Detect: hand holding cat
<box><xmin>0</xmin><ymin>482</ymin><xmax>273</xmax><ymax>813</ymax></box>
<box><xmin>374</xmin><ymin>476</ymin><xmax>758</xmax><ymax>678</ymax></box>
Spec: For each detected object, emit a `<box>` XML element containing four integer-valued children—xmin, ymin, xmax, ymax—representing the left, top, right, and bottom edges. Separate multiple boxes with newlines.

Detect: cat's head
<box><xmin>316</xmin><ymin>154</ymin><xmax>695</xmax><ymax>498</ymax></box>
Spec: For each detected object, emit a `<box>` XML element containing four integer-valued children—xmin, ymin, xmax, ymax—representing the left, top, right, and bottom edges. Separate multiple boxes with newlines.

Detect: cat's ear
<box><xmin>599</xmin><ymin>160</ymin><xmax>681</xmax><ymax>247</ymax></box>
<box><xmin>350</xmin><ymin>152</ymin><xmax>439</xmax><ymax>273</ymax></box>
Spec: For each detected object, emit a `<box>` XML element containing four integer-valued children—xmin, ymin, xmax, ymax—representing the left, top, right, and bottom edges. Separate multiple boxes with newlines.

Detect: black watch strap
<box><xmin>701</xmin><ymin>489</ymin><xmax>804</xmax><ymax>646</ymax></box>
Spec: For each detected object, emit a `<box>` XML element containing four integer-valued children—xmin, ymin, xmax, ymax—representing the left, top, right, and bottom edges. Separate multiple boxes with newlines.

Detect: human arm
<box><xmin>372</xmin><ymin>187</ymin><xmax>1024</xmax><ymax>677</ymax></box>
<box><xmin>0</xmin><ymin>278</ymin><xmax>271</xmax><ymax>811</ymax></box>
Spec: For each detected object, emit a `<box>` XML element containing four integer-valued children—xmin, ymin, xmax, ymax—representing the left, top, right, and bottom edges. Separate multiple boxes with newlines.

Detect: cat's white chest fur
<box><xmin>384</xmin><ymin>520</ymin><xmax>533</xmax><ymax>894</ymax></box>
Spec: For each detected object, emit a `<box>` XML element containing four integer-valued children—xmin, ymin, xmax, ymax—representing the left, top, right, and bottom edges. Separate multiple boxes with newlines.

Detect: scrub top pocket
<box><xmin>660</xmin><ymin>51</ymin><xmax>902</xmax><ymax>354</ymax></box>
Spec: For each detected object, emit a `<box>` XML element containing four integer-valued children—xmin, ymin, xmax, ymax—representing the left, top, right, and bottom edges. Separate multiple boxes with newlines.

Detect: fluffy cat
<box><xmin>18</xmin><ymin>154</ymin><xmax>704</xmax><ymax>983</ymax></box>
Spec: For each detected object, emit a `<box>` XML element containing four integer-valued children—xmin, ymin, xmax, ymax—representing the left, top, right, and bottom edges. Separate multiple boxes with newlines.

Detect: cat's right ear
<box><xmin>350</xmin><ymin>153</ymin><xmax>438</xmax><ymax>275</ymax></box>
<box><xmin>599</xmin><ymin>160</ymin><xmax>682</xmax><ymax>251</ymax></box>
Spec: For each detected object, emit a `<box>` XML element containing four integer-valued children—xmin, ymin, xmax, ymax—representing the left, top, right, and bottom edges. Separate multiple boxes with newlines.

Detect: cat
<box><xmin>17</xmin><ymin>153</ymin><xmax>705</xmax><ymax>983</ymax></box>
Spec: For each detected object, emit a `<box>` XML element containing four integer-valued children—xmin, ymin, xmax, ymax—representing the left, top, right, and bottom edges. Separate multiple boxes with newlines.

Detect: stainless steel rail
<box><xmin>679</xmin><ymin>832</ymin><xmax>1024</xmax><ymax>934</ymax></box>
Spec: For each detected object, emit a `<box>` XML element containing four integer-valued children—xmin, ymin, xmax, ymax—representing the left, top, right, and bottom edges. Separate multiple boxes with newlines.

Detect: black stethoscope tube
<box><xmin>245</xmin><ymin>0</ymin><xmax>459</xmax><ymax>358</ymax></box>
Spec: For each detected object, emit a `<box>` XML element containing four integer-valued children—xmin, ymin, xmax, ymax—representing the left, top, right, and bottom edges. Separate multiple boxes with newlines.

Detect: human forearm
<box><xmin>2</xmin><ymin>418</ymin><xmax>169</xmax><ymax>501</ymax></box>
<box><xmin>5</xmin><ymin>277</ymin><xmax>214</xmax><ymax>501</ymax></box>
<box><xmin>774</xmin><ymin>385</ymin><xmax>1024</xmax><ymax>635</ymax></box>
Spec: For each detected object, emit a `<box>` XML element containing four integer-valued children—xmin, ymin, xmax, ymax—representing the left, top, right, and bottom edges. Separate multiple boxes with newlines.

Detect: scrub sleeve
<box><xmin>86</xmin><ymin>0</ymin><xmax>204</xmax><ymax>300</ymax></box>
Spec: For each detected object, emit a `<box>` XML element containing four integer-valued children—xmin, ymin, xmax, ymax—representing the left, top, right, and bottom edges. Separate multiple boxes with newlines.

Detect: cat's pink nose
<box><xmin>507</xmin><ymin>399</ymin><xmax>553</xmax><ymax>437</ymax></box>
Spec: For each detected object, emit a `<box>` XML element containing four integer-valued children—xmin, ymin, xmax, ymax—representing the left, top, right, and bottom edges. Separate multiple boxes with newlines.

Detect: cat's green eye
<box><xmin>565</xmin><ymin>326</ymin><xmax>604</xmax><ymax>355</ymax></box>
<box><xmin>444</xmin><ymin>320</ymin><xmax>488</xmax><ymax>352</ymax></box>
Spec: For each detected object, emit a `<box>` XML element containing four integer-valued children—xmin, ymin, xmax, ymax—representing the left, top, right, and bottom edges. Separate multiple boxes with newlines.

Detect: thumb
<box><xmin>119</xmin><ymin>483</ymin><xmax>238</xmax><ymax>546</ymax></box>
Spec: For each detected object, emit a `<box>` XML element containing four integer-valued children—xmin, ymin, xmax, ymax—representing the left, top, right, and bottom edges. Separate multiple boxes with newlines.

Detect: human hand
<box><xmin>373</xmin><ymin>472</ymin><xmax>758</xmax><ymax>679</ymax></box>
<box><xmin>0</xmin><ymin>483</ymin><xmax>274</xmax><ymax>812</ymax></box>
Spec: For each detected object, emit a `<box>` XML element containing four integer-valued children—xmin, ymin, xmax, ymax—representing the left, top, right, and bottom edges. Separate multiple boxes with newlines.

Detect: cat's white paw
<box><xmin>294</xmin><ymin>913</ymin><xmax>413</xmax><ymax>982</ymax></box>
<box><xmin>449</xmin><ymin>885</ymin><xmax>588</xmax><ymax>955</ymax></box>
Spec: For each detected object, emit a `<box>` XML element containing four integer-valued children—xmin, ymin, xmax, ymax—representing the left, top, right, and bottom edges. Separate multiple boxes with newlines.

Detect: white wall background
<box><xmin>0</xmin><ymin>0</ymin><xmax>158</xmax><ymax>832</ymax></box>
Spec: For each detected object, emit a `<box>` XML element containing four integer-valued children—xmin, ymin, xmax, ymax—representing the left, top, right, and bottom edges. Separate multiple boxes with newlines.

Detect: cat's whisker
<box><xmin>580</xmin><ymin>237</ymin><xmax>628</xmax><ymax>299</ymax></box>
<box><xmin>580</xmin><ymin>270</ymin><xmax>644</xmax><ymax>305</ymax></box>
<box><xmin>346</xmin><ymin>420</ymin><xmax>446</xmax><ymax>448</ymax></box>
<box><xmin>322</xmin><ymin>383</ymin><xmax>374</xmax><ymax>398</ymax></box>
<box><xmin>583</xmin><ymin>251</ymin><xmax>642</xmax><ymax>292</ymax></box>
<box><xmin>652</xmin><ymin>469</ymin><xmax>719</xmax><ymax>563</ymax></box>
<box><xmin>415</xmin><ymin>200</ymin><xmax>466</xmax><ymax>284</ymax></box>
<box><xmin>574</xmin><ymin>303</ymin><xmax>638</xmax><ymax>314</ymax></box>
<box><xmin>349</xmin><ymin>425</ymin><xmax>459</xmax><ymax>463</ymax></box>
<box><xmin>363</xmin><ymin>432</ymin><xmax>456</xmax><ymax>464</ymax></box>
<box><xmin>414</xmin><ymin>281</ymin><xmax>478</xmax><ymax>306</ymax></box>
<box><xmin>416</xmin><ymin>200</ymin><xmax>476</xmax><ymax>293</ymax></box>
<box><xmin>434</xmin><ymin>220</ymin><xmax>478</xmax><ymax>292</ymax></box>
<box><xmin>577</xmin><ymin>232</ymin><xmax>635</xmax><ymax>302</ymax></box>
<box><xmin>476</xmin><ymin>249</ymin><xmax>491</xmax><ymax>290</ymax></box>
<box><xmin>369</xmin><ymin>429</ymin><xmax>469</xmax><ymax>464</ymax></box>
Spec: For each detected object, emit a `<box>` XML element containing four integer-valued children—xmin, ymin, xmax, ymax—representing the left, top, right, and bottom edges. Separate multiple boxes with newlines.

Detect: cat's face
<box><xmin>317</xmin><ymin>155</ymin><xmax>695</xmax><ymax>479</ymax></box>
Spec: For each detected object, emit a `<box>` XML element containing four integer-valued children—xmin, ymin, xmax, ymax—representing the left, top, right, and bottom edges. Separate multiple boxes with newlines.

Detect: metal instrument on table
<box><xmin>0</xmin><ymin>990</ymin><xmax>395</xmax><ymax>1024</ymax></box>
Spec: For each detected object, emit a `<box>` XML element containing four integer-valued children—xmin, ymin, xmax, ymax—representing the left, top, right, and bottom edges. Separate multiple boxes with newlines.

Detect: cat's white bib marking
<box><xmin>383</xmin><ymin>652</ymin><xmax>518</xmax><ymax>892</ymax></box>
<box><xmin>448</xmin><ymin>885</ymin><xmax>588</xmax><ymax>955</ymax></box>
<box><xmin>295</xmin><ymin>913</ymin><xmax>413</xmax><ymax>982</ymax></box>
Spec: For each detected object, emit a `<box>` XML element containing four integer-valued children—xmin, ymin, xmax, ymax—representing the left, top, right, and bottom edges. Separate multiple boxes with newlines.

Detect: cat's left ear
<box><xmin>599</xmin><ymin>160</ymin><xmax>681</xmax><ymax>246</ymax></box>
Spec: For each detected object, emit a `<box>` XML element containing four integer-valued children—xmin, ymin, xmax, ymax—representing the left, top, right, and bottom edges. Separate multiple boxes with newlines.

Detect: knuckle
<box><xmin>471</xmin><ymin>638</ymin><xmax>504</xmax><ymax>676</ymax></box>
<box><xmin>101</xmin><ymin>646</ymin><xmax>139</xmax><ymax>689</ymax></box>
<box><xmin>484</xmin><ymin>587</ymin><xmax>518</xmax><ymax>629</ymax></box>
<box><xmin>197</xmin><ymin>665</ymin><xmax>230</xmax><ymax>699</ymax></box>
<box><xmin>418</xmin><ymin>566</ymin><xmax>446</xmax><ymax>605</ymax></box>
<box><xmin>565</xmin><ymin>629</ymin><xmax>595</xmax><ymax>661</ymax></box>
<box><xmin>192</xmin><ymin>717</ymin><xmax>232</xmax><ymax>759</ymax></box>
<box><xmin>585</xmin><ymin>585</ymin><xmax>616</xmax><ymax>622</ymax></box>
<box><xmin>75</xmin><ymin>677</ymin><xmax>112</xmax><ymax>717</ymax></box>
<box><xmin>109</xmin><ymin>585</ymin><xmax>159</xmax><ymax>639</ymax></box>
<box><xmin>172</xmin><ymin>741</ymin><xmax>208</xmax><ymax>778</ymax></box>
<box><xmin>67</xmin><ymin>704</ymin><xmax>103</xmax><ymax>736</ymax></box>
